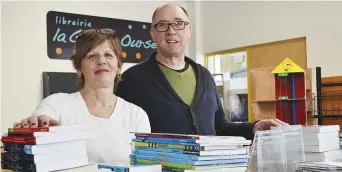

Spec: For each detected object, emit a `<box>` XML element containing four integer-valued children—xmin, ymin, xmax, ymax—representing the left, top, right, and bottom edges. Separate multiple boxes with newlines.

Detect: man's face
<box><xmin>150</xmin><ymin>5</ymin><xmax>192</xmax><ymax>57</ymax></box>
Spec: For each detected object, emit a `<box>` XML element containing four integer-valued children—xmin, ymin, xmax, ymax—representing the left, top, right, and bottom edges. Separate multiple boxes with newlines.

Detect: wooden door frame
<box><xmin>204</xmin><ymin>37</ymin><xmax>307</xmax><ymax>122</ymax></box>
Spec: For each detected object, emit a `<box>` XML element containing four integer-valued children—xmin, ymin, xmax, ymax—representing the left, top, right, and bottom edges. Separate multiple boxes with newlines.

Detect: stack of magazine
<box><xmin>129</xmin><ymin>132</ymin><xmax>251</xmax><ymax>172</ymax></box>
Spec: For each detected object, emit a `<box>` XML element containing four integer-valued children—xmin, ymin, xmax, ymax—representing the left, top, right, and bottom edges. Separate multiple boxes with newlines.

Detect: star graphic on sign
<box><xmin>128</xmin><ymin>24</ymin><xmax>133</xmax><ymax>30</ymax></box>
<box><xmin>142</xmin><ymin>24</ymin><xmax>147</xmax><ymax>29</ymax></box>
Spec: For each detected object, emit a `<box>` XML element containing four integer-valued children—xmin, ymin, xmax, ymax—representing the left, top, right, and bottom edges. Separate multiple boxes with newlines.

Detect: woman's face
<box><xmin>79</xmin><ymin>40</ymin><xmax>120</xmax><ymax>89</ymax></box>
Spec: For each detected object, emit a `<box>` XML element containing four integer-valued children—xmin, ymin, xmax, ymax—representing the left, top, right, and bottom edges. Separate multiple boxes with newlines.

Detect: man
<box><xmin>115</xmin><ymin>3</ymin><xmax>287</xmax><ymax>140</ymax></box>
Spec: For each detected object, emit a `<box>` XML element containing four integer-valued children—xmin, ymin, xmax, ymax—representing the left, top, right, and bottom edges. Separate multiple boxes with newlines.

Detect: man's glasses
<box><xmin>76</xmin><ymin>28</ymin><xmax>115</xmax><ymax>39</ymax></box>
<box><xmin>153</xmin><ymin>21</ymin><xmax>190</xmax><ymax>32</ymax></box>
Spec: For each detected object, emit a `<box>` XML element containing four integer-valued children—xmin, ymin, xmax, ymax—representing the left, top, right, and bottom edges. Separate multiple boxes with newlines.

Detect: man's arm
<box><xmin>213</xmin><ymin>83</ymin><xmax>257</xmax><ymax>140</ymax></box>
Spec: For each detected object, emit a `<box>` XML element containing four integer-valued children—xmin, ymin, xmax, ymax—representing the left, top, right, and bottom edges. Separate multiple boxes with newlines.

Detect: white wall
<box><xmin>187</xmin><ymin>1</ymin><xmax>203</xmax><ymax>65</ymax></box>
<box><xmin>0</xmin><ymin>2</ymin><xmax>2</xmax><ymax>135</ymax></box>
<box><xmin>1</xmin><ymin>1</ymin><xmax>188</xmax><ymax>134</ymax></box>
<box><xmin>200</xmin><ymin>1</ymin><xmax>342</xmax><ymax>79</ymax></box>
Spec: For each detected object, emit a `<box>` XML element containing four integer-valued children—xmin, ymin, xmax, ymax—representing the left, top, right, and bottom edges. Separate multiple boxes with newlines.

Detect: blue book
<box><xmin>134</xmin><ymin>147</ymin><xmax>249</xmax><ymax>156</ymax></box>
<box><xmin>132</xmin><ymin>149</ymin><xmax>250</xmax><ymax>161</ymax></box>
<box><xmin>98</xmin><ymin>163</ymin><xmax>162</xmax><ymax>172</ymax></box>
<box><xmin>130</xmin><ymin>154</ymin><xmax>249</xmax><ymax>166</ymax></box>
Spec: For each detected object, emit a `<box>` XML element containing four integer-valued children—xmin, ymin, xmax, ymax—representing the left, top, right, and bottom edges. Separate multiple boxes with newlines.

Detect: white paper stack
<box><xmin>302</xmin><ymin>125</ymin><xmax>342</xmax><ymax>161</ymax></box>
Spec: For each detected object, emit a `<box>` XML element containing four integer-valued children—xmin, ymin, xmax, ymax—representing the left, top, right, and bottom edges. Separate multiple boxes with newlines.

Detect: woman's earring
<box><xmin>77</xmin><ymin>72</ymin><xmax>82</xmax><ymax>78</ymax></box>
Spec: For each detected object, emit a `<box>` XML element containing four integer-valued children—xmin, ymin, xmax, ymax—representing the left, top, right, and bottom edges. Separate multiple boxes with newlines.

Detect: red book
<box><xmin>7</xmin><ymin>124</ymin><xmax>85</xmax><ymax>134</ymax></box>
<box><xmin>8</xmin><ymin>128</ymin><xmax>49</xmax><ymax>133</ymax></box>
<box><xmin>1</xmin><ymin>136</ymin><xmax>36</xmax><ymax>145</ymax></box>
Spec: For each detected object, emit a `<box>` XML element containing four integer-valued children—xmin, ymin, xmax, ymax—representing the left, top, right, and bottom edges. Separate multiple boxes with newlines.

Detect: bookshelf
<box><xmin>250</xmin><ymin>67</ymin><xmax>312</xmax><ymax>122</ymax></box>
<box><xmin>246</xmin><ymin>37</ymin><xmax>310</xmax><ymax>122</ymax></box>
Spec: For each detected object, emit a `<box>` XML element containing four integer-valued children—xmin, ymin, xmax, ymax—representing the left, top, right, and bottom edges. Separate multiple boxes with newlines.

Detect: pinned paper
<box><xmin>272</xmin><ymin>58</ymin><xmax>304</xmax><ymax>74</ymax></box>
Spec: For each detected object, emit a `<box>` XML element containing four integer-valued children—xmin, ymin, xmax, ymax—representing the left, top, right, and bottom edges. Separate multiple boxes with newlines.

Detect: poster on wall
<box><xmin>46</xmin><ymin>11</ymin><xmax>156</xmax><ymax>63</ymax></box>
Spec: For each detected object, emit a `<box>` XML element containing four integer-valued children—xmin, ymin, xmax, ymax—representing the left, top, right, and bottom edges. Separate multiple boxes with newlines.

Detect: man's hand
<box><xmin>13</xmin><ymin>115</ymin><xmax>59</xmax><ymax>128</ymax></box>
<box><xmin>252</xmin><ymin>119</ymin><xmax>289</xmax><ymax>133</ymax></box>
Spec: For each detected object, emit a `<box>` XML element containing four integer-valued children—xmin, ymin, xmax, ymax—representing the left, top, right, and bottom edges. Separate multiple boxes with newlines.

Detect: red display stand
<box><xmin>272</xmin><ymin>58</ymin><xmax>306</xmax><ymax>125</ymax></box>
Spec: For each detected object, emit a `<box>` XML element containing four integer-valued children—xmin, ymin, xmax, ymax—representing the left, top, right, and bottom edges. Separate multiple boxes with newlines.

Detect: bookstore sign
<box><xmin>46</xmin><ymin>11</ymin><xmax>156</xmax><ymax>63</ymax></box>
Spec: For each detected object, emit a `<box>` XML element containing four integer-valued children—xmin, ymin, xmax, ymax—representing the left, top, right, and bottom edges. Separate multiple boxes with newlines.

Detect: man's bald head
<box><xmin>152</xmin><ymin>4</ymin><xmax>189</xmax><ymax>25</ymax></box>
<box><xmin>150</xmin><ymin>3</ymin><xmax>192</xmax><ymax>58</ymax></box>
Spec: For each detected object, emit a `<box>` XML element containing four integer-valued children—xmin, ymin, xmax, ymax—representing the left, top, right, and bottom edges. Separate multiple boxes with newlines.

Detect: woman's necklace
<box><xmin>81</xmin><ymin>91</ymin><xmax>117</xmax><ymax>108</ymax></box>
<box><xmin>108</xmin><ymin>98</ymin><xmax>117</xmax><ymax>108</ymax></box>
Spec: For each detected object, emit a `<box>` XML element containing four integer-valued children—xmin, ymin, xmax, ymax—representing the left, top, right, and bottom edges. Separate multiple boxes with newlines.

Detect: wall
<box><xmin>200</xmin><ymin>1</ymin><xmax>342</xmax><ymax>79</ymax></box>
<box><xmin>187</xmin><ymin>1</ymin><xmax>203</xmax><ymax>66</ymax></box>
<box><xmin>0</xmin><ymin>2</ymin><xmax>2</xmax><ymax>135</ymax></box>
<box><xmin>1</xmin><ymin>1</ymin><xmax>188</xmax><ymax>135</ymax></box>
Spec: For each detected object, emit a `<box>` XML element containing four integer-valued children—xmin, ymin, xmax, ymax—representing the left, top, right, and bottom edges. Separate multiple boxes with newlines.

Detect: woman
<box><xmin>12</xmin><ymin>28</ymin><xmax>151</xmax><ymax>164</ymax></box>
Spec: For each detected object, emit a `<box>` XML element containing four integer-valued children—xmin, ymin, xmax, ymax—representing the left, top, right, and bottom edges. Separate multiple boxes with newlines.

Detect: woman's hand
<box><xmin>13</xmin><ymin>115</ymin><xmax>59</xmax><ymax>128</ymax></box>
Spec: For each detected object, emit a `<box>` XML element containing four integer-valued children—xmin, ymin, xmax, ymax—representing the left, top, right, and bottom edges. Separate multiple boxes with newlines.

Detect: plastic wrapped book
<box><xmin>248</xmin><ymin>125</ymin><xmax>305</xmax><ymax>172</ymax></box>
<box><xmin>271</xmin><ymin>125</ymin><xmax>305</xmax><ymax>171</ymax></box>
<box><xmin>248</xmin><ymin>129</ymin><xmax>287</xmax><ymax>172</ymax></box>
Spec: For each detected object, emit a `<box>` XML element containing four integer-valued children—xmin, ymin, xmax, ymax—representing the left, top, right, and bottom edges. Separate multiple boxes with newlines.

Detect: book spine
<box><xmin>130</xmin><ymin>154</ymin><xmax>194</xmax><ymax>165</ymax></box>
<box><xmin>7</xmin><ymin>132</ymin><xmax>35</xmax><ymax>136</ymax></box>
<box><xmin>135</xmin><ymin>136</ymin><xmax>197</xmax><ymax>144</ymax></box>
<box><xmin>132</xmin><ymin>150</ymin><xmax>198</xmax><ymax>160</ymax></box>
<box><xmin>98</xmin><ymin>164</ymin><xmax>129</xmax><ymax>172</ymax></box>
<box><xmin>1</xmin><ymin>160</ymin><xmax>36</xmax><ymax>172</ymax></box>
<box><xmin>135</xmin><ymin>134</ymin><xmax>199</xmax><ymax>140</ymax></box>
<box><xmin>130</xmin><ymin>158</ymin><xmax>194</xmax><ymax>170</ymax></box>
<box><xmin>1</xmin><ymin>136</ymin><xmax>36</xmax><ymax>145</ymax></box>
<box><xmin>133</xmin><ymin>141</ymin><xmax>202</xmax><ymax>151</ymax></box>
<box><xmin>134</xmin><ymin>147</ymin><xmax>201</xmax><ymax>155</ymax></box>
<box><xmin>8</xmin><ymin>127</ymin><xmax>49</xmax><ymax>133</ymax></box>
<box><xmin>162</xmin><ymin>166</ymin><xmax>186</xmax><ymax>172</ymax></box>
<box><xmin>133</xmin><ymin>139</ymin><xmax>199</xmax><ymax>146</ymax></box>
<box><xmin>1</xmin><ymin>152</ymin><xmax>35</xmax><ymax>162</ymax></box>
<box><xmin>3</xmin><ymin>144</ymin><xmax>34</xmax><ymax>154</ymax></box>
<box><xmin>3</xmin><ymin>143</ymin><xmax>25</xmax><ymax>152</ymax></box>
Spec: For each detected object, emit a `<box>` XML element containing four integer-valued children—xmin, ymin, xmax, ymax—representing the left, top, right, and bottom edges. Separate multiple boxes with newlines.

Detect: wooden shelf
<box><xmin>253</xmin><ymin>100</ymin><xmax>276</xmax><ymax>103</ymax></box>
<box><xmin>253</xmin><ymin>98</ymin><xmax>306</xmax><ymax>103</ymax></box>
<box><xmin>230</xmin><ymin>89</ymin><xmax>248</xmax><ymax>95</ymax></box>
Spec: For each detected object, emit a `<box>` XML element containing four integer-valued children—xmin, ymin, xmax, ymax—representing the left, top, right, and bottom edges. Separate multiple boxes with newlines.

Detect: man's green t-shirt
<box><xmin>158</xmin><ymin>62</ymin><xmax>196</xmax><ymax>106</ymax></box>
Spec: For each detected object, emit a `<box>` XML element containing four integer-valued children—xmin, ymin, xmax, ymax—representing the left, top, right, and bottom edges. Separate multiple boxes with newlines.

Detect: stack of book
<box><xmin>129</xmin><ymin>132</ymin><xmax>251</xmax><ymax>172</ymax></box>
<box><xmin>302</xmin><ymin>125</ymin><xmax>341</xmax><ymax>161</ymax></box>
<box><xmin>1</xmin><ymin>124</ymin><xmax>93</xmax><ymax>172</ymax></box>
<box><xmin>295</xmin><ymin>160</ymin><xmax>342</xmax><ymax>171</ymax></box>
